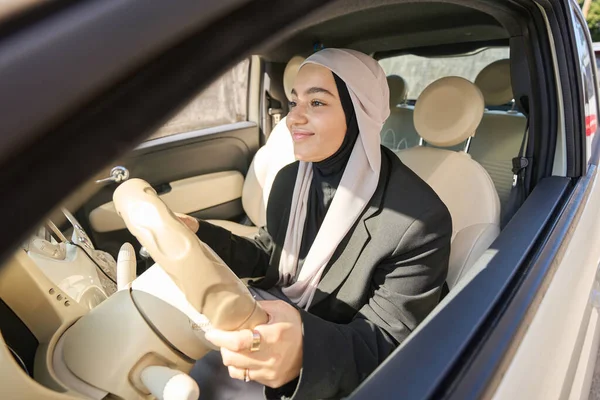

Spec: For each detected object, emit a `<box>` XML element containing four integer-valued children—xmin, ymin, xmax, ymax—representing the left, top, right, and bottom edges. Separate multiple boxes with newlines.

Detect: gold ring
<box><xmin>244</xmin><ymin>368</ymin><xmax>250</xmax><ymax>382</ymax></box>
<box><xmin>250</xmin><ymin>330</ymin><xmax>261</xmax><ymax>352</ymax></box>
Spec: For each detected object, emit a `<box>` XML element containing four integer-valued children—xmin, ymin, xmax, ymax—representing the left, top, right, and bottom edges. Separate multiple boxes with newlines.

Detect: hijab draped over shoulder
<box><xmin>278</xmin><ymin>49</ymin><xmax>390</xmax><ymax>308</ymax></box>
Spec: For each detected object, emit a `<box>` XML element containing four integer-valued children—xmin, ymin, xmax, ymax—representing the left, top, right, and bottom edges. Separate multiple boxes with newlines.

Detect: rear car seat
<box><xmin>395</xmin><ymin>77</ymin><xmax>500</xmax><ymax>289</ymax></box>
<box><xmin>379</xmin><ymin>59</ymin><xmax>526</xmax><ymax>220</ymax></box>
<box><xmin>380</xmin><ymin>75</ymin><xmax>420</xmax><ymax>151</ymax></box>
<box><xmin>471</xmin><ymin>59</ymin><xmax>527</xmax><ymax>215</ymax></box>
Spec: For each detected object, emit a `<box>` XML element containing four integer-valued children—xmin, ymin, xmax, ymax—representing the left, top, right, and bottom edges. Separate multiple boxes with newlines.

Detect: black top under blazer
<box><xmin>196</xmin><ymin>146</ymin><xmax>453</xmax><ymax>399</ymax></box>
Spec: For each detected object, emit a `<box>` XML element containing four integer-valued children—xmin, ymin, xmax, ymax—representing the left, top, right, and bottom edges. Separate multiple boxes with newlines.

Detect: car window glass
<box><xmin>379</xmin><ymin>47</ymin><xmax>510</xmax><ymax>101</ymax></box>
<box><xmin>571</xmin><ymin>9</ymin><xmax>598</xmax><ymax>165</ymax></box>
<box><xmin>147</xmin><ymin>58</ymin><xmax>249</xmax><ymax>140</ymax></box>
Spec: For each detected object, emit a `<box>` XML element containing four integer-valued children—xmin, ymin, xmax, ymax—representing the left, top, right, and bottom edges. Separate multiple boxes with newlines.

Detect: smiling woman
<box><xmin>4</xmin><ymin>0</ymin><xmax>596</xmax><ymax>399</ymax></box>
<box><xmin>185</xmin><ymin>48</ymin><xmax>452</xmax><ymax>399</ymax></box>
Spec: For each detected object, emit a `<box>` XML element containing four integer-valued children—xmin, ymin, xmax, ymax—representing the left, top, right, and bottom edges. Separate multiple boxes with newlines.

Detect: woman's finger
<box><xmin>174</xmin><ymin>212</ymin><xmax>199</xmax><ymax>233</ymax></box>
<box><xmin>221</xmin><ymin>347</ymin><xmax>251</xmax><ymax>368</ymax></box>
<box><xmin>205</xmin><ymin>329</ymin><xmax>254</xmax><ymax>352</ymax></box>
<box><xmin>219</xmin><ymin>338</ymin><xmax>276</xmax><ymax>367</ymax></box>
<box><xmin>228</xmin><ymin>365</ymin><xmax>274</xmax><ymax>386</ymax></box>
<box><xmin>256</xmin><ymin>300</ymin><xmax>286</xmax><ymax>322</ymax></box>
<box><xmin>227</xmin><ymin>365</ymin><xmax>246</xmax><ymax>381</ymax></box>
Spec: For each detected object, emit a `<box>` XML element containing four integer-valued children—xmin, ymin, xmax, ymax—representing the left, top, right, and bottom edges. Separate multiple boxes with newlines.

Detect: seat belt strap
<box><xmin>501</xmin><ymin>119</ymin><xmax>530</xmax><ymax>228</ymax></box>
<box><xmin>511</xmin><ymin>119</ymin><xmax>530</xmax><ymax>186</ymax></box>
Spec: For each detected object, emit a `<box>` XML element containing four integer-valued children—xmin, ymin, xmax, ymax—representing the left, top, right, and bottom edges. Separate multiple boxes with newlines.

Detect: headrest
<box><xmin>283</xmin><ymin>56</ymin><xmax>305</xmax><ymax>101</ymax></box>
<box><xmin>387</xmin><ymin>75</ymin><xmax>408</xmax><ymax>107</ymax></box>
<box><xmin>474</xmin><ymin>59</ymin><xmax>513</xmax><ymax>106</ymax></box>
<box><xmin>414</xmin><ymin>77</ymin><xmax>484</xmax><ymax>147</ymax></box>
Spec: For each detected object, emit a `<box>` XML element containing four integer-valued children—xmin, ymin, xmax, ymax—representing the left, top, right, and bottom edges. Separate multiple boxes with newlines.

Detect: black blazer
<box><xmin>196</xmin><ymin>146</ymin><xmax>452</xmax><ymax>399</ymax></box>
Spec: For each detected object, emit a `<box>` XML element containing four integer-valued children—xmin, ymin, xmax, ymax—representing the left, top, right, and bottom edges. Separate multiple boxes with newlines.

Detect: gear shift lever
<box><xmin>140</xmin><ymin>365</ymin><xmax>199</xmax><ymax>400</ymax></box>
<box><xmin>116</xmin><ymin>243</ymin><xmax>137</xmax><ymax>290</ymax></box>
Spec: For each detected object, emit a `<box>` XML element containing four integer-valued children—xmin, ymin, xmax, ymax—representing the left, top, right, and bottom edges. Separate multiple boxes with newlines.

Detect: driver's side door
<box><xmin>74</xmin><ymin>59</ymin><xmax>261</xmax><ymax>270</ymax></box>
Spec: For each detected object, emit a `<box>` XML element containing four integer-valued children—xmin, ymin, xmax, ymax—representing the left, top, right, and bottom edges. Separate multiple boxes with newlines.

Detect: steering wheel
<box><xmin>113</xmin><ymin>178</ymin><xmax>268</xmax><ymax>330</ymax></box>
<box><xmin>59</xmin><ymin>178</ymin><xmax>268</xmax><ymax>400</ymax></box>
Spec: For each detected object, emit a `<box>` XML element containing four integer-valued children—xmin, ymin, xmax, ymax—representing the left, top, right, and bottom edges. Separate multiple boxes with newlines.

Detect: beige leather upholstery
<box><xmin>414</xmin><ymin>76</ymin><xmax>485</xmax><ymax>147</ymax></box>
<box><xmin>90</xmin><ymin>171</ymin><xmax>244</xmax><ymax>233</ymax></box>
<box><xmin>209</xmin><ymin>117</ymin><xmax>295</xmax><ymax>237</ymax></box>
<box><xmin>473</xmin><ymin>59</ymin><xmax>527</xmax><ymax>212</ymax></box>
<box><xmin>474</xmin><ymin>59</ymin><xmax>513</xmax><ymax>106</ymax></box>
<box><xmin>396</xmin><ymin>77</ymin><xmax>500</xmax><ymax>289</ymax></box>
<box><xmin>471</xmin><ymin>111</ymin><xmax>526</xmax><ymax>210</ymax></box>
<box><xmin>380</xmin><ymin>75</ymin><xmax>419</xmax><ymax>151</ymax></box>
<box><xmin>207</xmin><ymin>56</ymin><xmax>301</xmax><ymax>236</ymax></box>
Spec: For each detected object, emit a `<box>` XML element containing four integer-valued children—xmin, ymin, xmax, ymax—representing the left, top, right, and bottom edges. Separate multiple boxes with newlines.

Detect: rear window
<box><xmin>379</xmin><ymin>47</ymin><xmax>510</xmax><ymax>100</ymax></box>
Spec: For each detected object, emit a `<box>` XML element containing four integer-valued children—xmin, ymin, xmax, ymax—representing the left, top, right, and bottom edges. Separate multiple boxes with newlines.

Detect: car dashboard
<box><xmin>0</xmin><ymin>209</ymin><xmax>118</xmax><ymax>388</ymax></box>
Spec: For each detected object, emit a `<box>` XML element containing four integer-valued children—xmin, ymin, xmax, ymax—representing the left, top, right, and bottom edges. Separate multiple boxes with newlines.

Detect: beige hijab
<box><xmin>278</xmin><ymin>49</ymin><xmax>390</xmax><ymax>309</ymax></box>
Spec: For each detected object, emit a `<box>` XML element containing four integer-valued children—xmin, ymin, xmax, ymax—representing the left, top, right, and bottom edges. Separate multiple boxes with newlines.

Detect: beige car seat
<box><xmin>380</xmin><ymin>75</ymin><xmax>420</xmax><ymax>151</ymax></box>
<box><xmin>207</xmin><ymin>57</ymin><xmax>303</xmax><ymax>236</ymax></box>
<box><xmin>396</xmin><ymin>77</ymin><xmax>501</xmax><ymax>289</ymax></box>
<box><xmin>472</xmin><ymin>59</ymin><xmax>527</xmax><ymax>213</ymax></box>
<box><xmin>207</xmin><ymin>119</ymin><xmax>295</xmax><ymax>237</ymax></box>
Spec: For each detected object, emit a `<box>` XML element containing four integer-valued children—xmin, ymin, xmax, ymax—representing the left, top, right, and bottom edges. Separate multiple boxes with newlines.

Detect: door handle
<box><xmin>96</xmin><ymin>166</ymin><xmax>129</xmax><ymax>184</ymax></box>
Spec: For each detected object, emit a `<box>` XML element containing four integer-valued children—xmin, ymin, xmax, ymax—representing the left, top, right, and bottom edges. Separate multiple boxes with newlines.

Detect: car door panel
<box><xmin>89</xmin><ymin>170</ymin><xmax>244</xmax><ymax>233</ymax></box>
<box><xmin>77</xmin><ymin>121</ymin><xmax>259</xmax><ymax>257</ymax></box>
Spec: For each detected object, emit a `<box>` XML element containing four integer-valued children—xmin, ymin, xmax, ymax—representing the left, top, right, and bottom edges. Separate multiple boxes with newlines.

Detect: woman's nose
<box><xmin>287</xmin><ymin>104</ymin><xmax>308</xmax><ymax>125</ymax></box>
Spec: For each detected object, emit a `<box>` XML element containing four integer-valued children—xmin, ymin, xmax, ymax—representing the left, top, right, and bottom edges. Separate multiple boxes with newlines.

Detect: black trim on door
<box><xmin>539</xmin><ymin>0</ymin><xmax>586</xmax><ymax>177</ymax></box>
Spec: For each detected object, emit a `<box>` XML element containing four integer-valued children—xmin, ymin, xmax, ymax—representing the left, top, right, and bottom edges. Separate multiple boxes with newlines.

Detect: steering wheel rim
<box><xmin>113</xmin><ymin>178</ymin><xmax>268</xmax><ymax>331</ymax></box>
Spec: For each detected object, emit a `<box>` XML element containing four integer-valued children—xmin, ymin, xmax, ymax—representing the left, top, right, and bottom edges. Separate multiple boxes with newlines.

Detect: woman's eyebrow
<box><xmin>291</xmin><ymin>87</ymin><xmax>336</xmax><ymax>97</ymax></box>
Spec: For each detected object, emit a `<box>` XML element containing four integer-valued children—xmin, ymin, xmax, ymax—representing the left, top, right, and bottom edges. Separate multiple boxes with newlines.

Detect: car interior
<box><xmin>0</xmin><ymin>0</ymin><xmax>567</xmax><ymax>398</ymax></box>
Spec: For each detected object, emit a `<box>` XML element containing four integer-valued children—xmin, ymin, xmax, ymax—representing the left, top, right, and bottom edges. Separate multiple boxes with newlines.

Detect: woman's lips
<box><xmin>291</xmin><ymin>130</ymin><xmax>314</xmax><ymax>142</ymax></box>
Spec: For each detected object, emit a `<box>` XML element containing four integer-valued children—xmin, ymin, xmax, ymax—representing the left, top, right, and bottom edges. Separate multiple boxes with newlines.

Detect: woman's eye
<box><xmin>311</xmin><ymin>100</ymin><xmax>325</xmax><ymax>107</ymax></box>
<box><xmin>288</xmin><ymin>101</ymin><xmax>297</xmax><ymax>108</ymax></box>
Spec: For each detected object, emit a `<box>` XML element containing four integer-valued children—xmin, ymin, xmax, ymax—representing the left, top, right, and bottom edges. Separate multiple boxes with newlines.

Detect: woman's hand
<box><xmin>204</xmin><ymin>300</ymin><xmax>303</xmax><ymax>388</ymax></box>
<box><xmin>176</xmin><ymin>212</ymin><xmax>199</xmax><ymax>233</ymax></box>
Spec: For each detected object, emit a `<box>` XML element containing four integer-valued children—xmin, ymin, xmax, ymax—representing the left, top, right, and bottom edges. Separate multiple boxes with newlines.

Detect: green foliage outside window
<box><xmin>580</xmin><ymin>0</ymin><xmax>600</xmax><ymax>41</ymax></box>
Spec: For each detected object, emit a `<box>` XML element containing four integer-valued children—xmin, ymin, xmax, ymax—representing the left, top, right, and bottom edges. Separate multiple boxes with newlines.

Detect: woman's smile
<box><xmin>291</xmin><ymin>129</ymin><xmax>314</xmax><ymax>142</ymax></box>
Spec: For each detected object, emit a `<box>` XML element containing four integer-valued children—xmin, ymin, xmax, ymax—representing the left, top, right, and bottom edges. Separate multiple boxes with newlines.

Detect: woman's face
<box><xmin>287</xmin><ymin>64</ymin><xmax>347</xmax><ymax>162</ymax></box>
